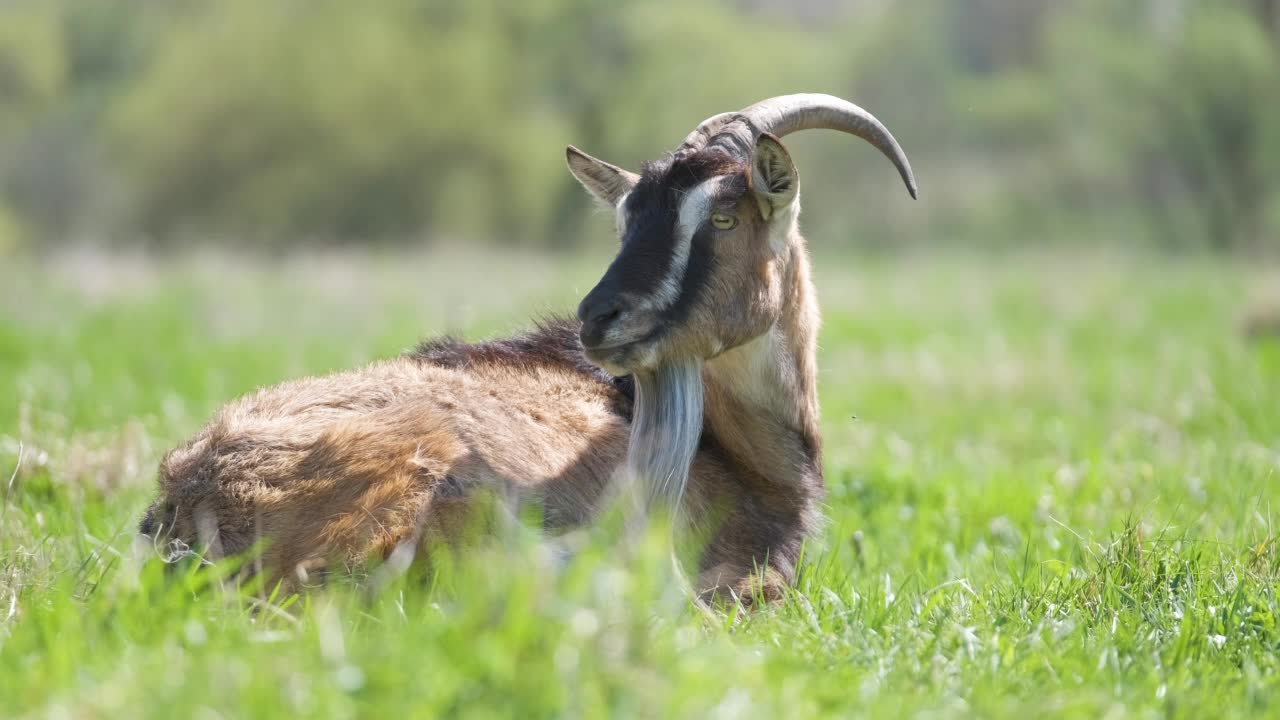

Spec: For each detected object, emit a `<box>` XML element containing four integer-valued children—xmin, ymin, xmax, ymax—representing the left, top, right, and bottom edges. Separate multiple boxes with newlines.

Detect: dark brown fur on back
<box><xmin>410</xmin><ymin>317</ymin><xmax>635</xmax><ymax>417</ymax></box>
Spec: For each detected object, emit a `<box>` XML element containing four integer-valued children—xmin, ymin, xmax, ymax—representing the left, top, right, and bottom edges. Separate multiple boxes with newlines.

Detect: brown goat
<box><xmin>139</xmin><ymin>94</ymin><xmax>917</xmax><ymax>602</ymax></box>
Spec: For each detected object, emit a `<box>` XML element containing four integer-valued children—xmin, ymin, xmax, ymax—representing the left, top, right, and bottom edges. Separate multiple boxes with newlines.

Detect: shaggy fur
<box><xmin>620</xmin><ymin>358</ymin><xmax>705</xmax><ymax>515</ymax></box>
<box><xmin>142</xmin><ymin>315</ymin><xmax>820</xmax><ymax>600</ymax></box>
<box><xmin>143</xmin><ymin>133</ymin><xmax>837</xmax><ymax>603</ymax></box>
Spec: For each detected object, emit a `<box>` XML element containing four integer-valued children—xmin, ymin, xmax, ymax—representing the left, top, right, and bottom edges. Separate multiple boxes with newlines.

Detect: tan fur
<box><xmin>148</xmin><ymin>357</ymin><xmax>632</xmax><ymax>590</ymax></box>
<box><xmin>687</xmin><ymin>214</ymin><xmax>825</xmax><ymax>601</ymax></box>
<box><xmin>147</xmin><ymin>136</ymin><xmax>832</xmax><ymax>606</ymax></box>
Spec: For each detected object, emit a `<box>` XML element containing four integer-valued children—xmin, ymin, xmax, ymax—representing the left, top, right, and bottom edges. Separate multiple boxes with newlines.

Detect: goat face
<box><xmin>568</xmin><ymin>135</ymin><xmax>800</xmax><ymax>375</ymax></box>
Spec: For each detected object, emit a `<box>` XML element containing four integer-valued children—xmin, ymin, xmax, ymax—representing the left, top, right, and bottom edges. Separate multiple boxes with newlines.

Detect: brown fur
<box><xmin>144</xmin><ymin>139</ymin><xmax>831</xmax><ymax>604</ymax></box>
<box><xmin>143</xmin><ymin>314</ymin><xmax>821</xmax><ymax>600</ymax></box>
<box><xmin>574</xmin><ymin>140</ymin><xmax>827</xmax><ymax>600</ymax></box>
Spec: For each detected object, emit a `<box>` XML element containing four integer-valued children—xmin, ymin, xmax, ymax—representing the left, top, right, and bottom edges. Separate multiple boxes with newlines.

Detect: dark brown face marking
<box><xmin>577</xmin><ymin>149</ymin><xmax>748</xmax><ymax>355</ymax></box>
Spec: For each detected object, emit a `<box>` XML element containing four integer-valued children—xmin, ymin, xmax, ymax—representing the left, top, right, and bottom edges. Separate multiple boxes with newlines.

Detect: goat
<box><xmin>138</xmin><ymin>94</ymin><xmax>917</xmax><ymax>602</ymax></box>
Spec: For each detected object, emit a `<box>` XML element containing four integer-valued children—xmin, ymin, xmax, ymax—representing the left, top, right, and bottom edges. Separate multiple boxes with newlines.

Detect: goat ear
<box><xmin>749</xmin><ymin>134</ymin><xmax>799</xmax><ymax>221</ymax></box>
<box><xmin>566</xmin><ymin>146</ymin><xmax>639</xmax><ymax>207</ymax></box>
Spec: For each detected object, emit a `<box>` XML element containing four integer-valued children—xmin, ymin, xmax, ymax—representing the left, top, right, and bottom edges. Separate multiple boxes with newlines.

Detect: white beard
<box><xmin>619</xmin><ymin>357</ymin><xmax>705</xmax><ymax>521</ymax></box>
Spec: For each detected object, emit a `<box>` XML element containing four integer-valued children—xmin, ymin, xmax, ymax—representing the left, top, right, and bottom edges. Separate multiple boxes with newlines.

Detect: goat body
<box><xmin>144</xmin><ymin>318</ymin><xmax>819</xmax><ymax>599</ymax></box>
<box><xmin>141</xmin><ymin>93</ymin><xmax>917</xmax><ymax>602</ymax></box>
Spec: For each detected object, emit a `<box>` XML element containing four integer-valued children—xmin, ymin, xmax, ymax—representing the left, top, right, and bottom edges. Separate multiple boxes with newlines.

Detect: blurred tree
<box><xmin>0</xmin><ymin>3</ymin><xmax>67</xmax><ymax>251</ymax></box>
<box><xmin>0</xmin><ymin>0</ymin><xmax>1274</xmax><ymax>252</ymax></box>
<box><xmin>0</xmin><ymin>5</ymin><xmax>66</xmax><ymax>134</ymax></box>
<box><xmin>1049</xmin><ymin>0</ymin><xmax>1280</xmax><ymax>250</ymax></box>
<box><xmin>110</xmin><ymin>0</ymin><xmax>555</xmax><ymax>244</ymax></box>
<box><xmin>1251</xmin><ymin>0</ymin><xmax>1280</xmax><ymax>37</ymax></box>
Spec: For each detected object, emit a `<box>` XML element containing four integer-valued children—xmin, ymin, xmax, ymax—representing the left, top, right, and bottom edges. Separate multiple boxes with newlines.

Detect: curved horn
<box><xmin>681</xmin><ymin>94</ymin><xmax>917</xmax><ymax>199</ymax></box>
<box><xmin>679</xmin><ymin>111</ymin><xmax>737</xmax><ymax>152</ymax></box>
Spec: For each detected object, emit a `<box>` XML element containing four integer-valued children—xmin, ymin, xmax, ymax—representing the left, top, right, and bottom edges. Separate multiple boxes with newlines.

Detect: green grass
<box><xmin>2</xmin><ymin>248</ymin><xmax>1278</xmax><ymax>718</ymax></box>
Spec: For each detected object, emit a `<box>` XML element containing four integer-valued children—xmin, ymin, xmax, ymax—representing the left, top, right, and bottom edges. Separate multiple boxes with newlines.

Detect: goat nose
<box><xmin>577</xmin><ymin>295</ymin><xmax>623</xmax><ymax>348</ymax></box>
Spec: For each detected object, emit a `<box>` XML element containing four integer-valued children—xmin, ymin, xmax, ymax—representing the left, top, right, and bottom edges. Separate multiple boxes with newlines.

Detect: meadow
<box><xmin>1</xmin><ymin>248</ymin><xmax>1277</xmax><ymax>718</ymax></box>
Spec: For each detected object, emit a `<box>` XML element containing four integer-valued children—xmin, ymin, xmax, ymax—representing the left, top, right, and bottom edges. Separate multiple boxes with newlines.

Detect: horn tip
<box><xmin>902</xmin><ymin>172</ymin><xmax>918</xmax><ymax>200</ymax></box>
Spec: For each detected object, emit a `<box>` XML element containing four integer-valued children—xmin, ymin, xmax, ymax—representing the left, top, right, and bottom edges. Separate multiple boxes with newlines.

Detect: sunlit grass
<box><xmin>1</xmin><ymin>249</ymin><xmax>1277</xmax><ymax>718</ymax></box>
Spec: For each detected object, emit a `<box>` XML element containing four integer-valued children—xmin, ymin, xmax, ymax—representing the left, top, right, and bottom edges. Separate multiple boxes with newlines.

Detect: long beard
<box><xmin>621</xmin><ymin>358</ymin><xmax>705</xmax><ymax>519</ymax></box>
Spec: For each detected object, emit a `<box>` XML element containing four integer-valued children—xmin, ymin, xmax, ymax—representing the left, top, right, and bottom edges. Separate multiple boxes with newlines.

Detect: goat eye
<box><xmin>710</xmin><ymin>212</ymin><xmax>737</xmax><ymax>230</ymax></box>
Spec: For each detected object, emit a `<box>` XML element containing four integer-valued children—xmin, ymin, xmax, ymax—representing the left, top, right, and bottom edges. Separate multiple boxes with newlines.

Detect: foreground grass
<box><xmin>1</xmin><ymin>248</ymin><xmax>1278</xmax><ymax>718</ymax></box>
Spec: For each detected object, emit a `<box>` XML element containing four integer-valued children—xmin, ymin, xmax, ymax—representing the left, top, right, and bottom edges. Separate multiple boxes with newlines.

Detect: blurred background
<box><xmin>5</xmin><ymin>5</ymin><xmax>1280</xmax><ymax>715</ymax></box>
<box><xmin>1</xmin><ymin>0</ymin><xmax>1278</xmax><ymax>256</ymax></box>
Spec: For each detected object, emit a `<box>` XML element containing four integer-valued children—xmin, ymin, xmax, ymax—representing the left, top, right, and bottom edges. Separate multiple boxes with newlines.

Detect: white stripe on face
<box><xmin>639</xmin><ymin>176</ymin><xmax>726</xmax><ymax>312</ymax></box>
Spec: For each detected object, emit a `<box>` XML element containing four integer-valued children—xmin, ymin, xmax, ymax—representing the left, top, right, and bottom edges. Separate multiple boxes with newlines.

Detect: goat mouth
<box><xmin>582</xmin><ymin>323</ymin><xmax>668</xmax><ymax>372</ymax></box>
<box><xmin>583</xmin><ymin>339</ymin><xmax>652</xmax><ymax>373</ymax></box>
<box><xmin>583</xmin><ymin>341</ymin><xmax>636</xmax><ymax>361</ymax></box>
<box><xmin>583</xmin><ymin>339</ymin><xmax>636</xmax><ymax>354</ymax></box>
